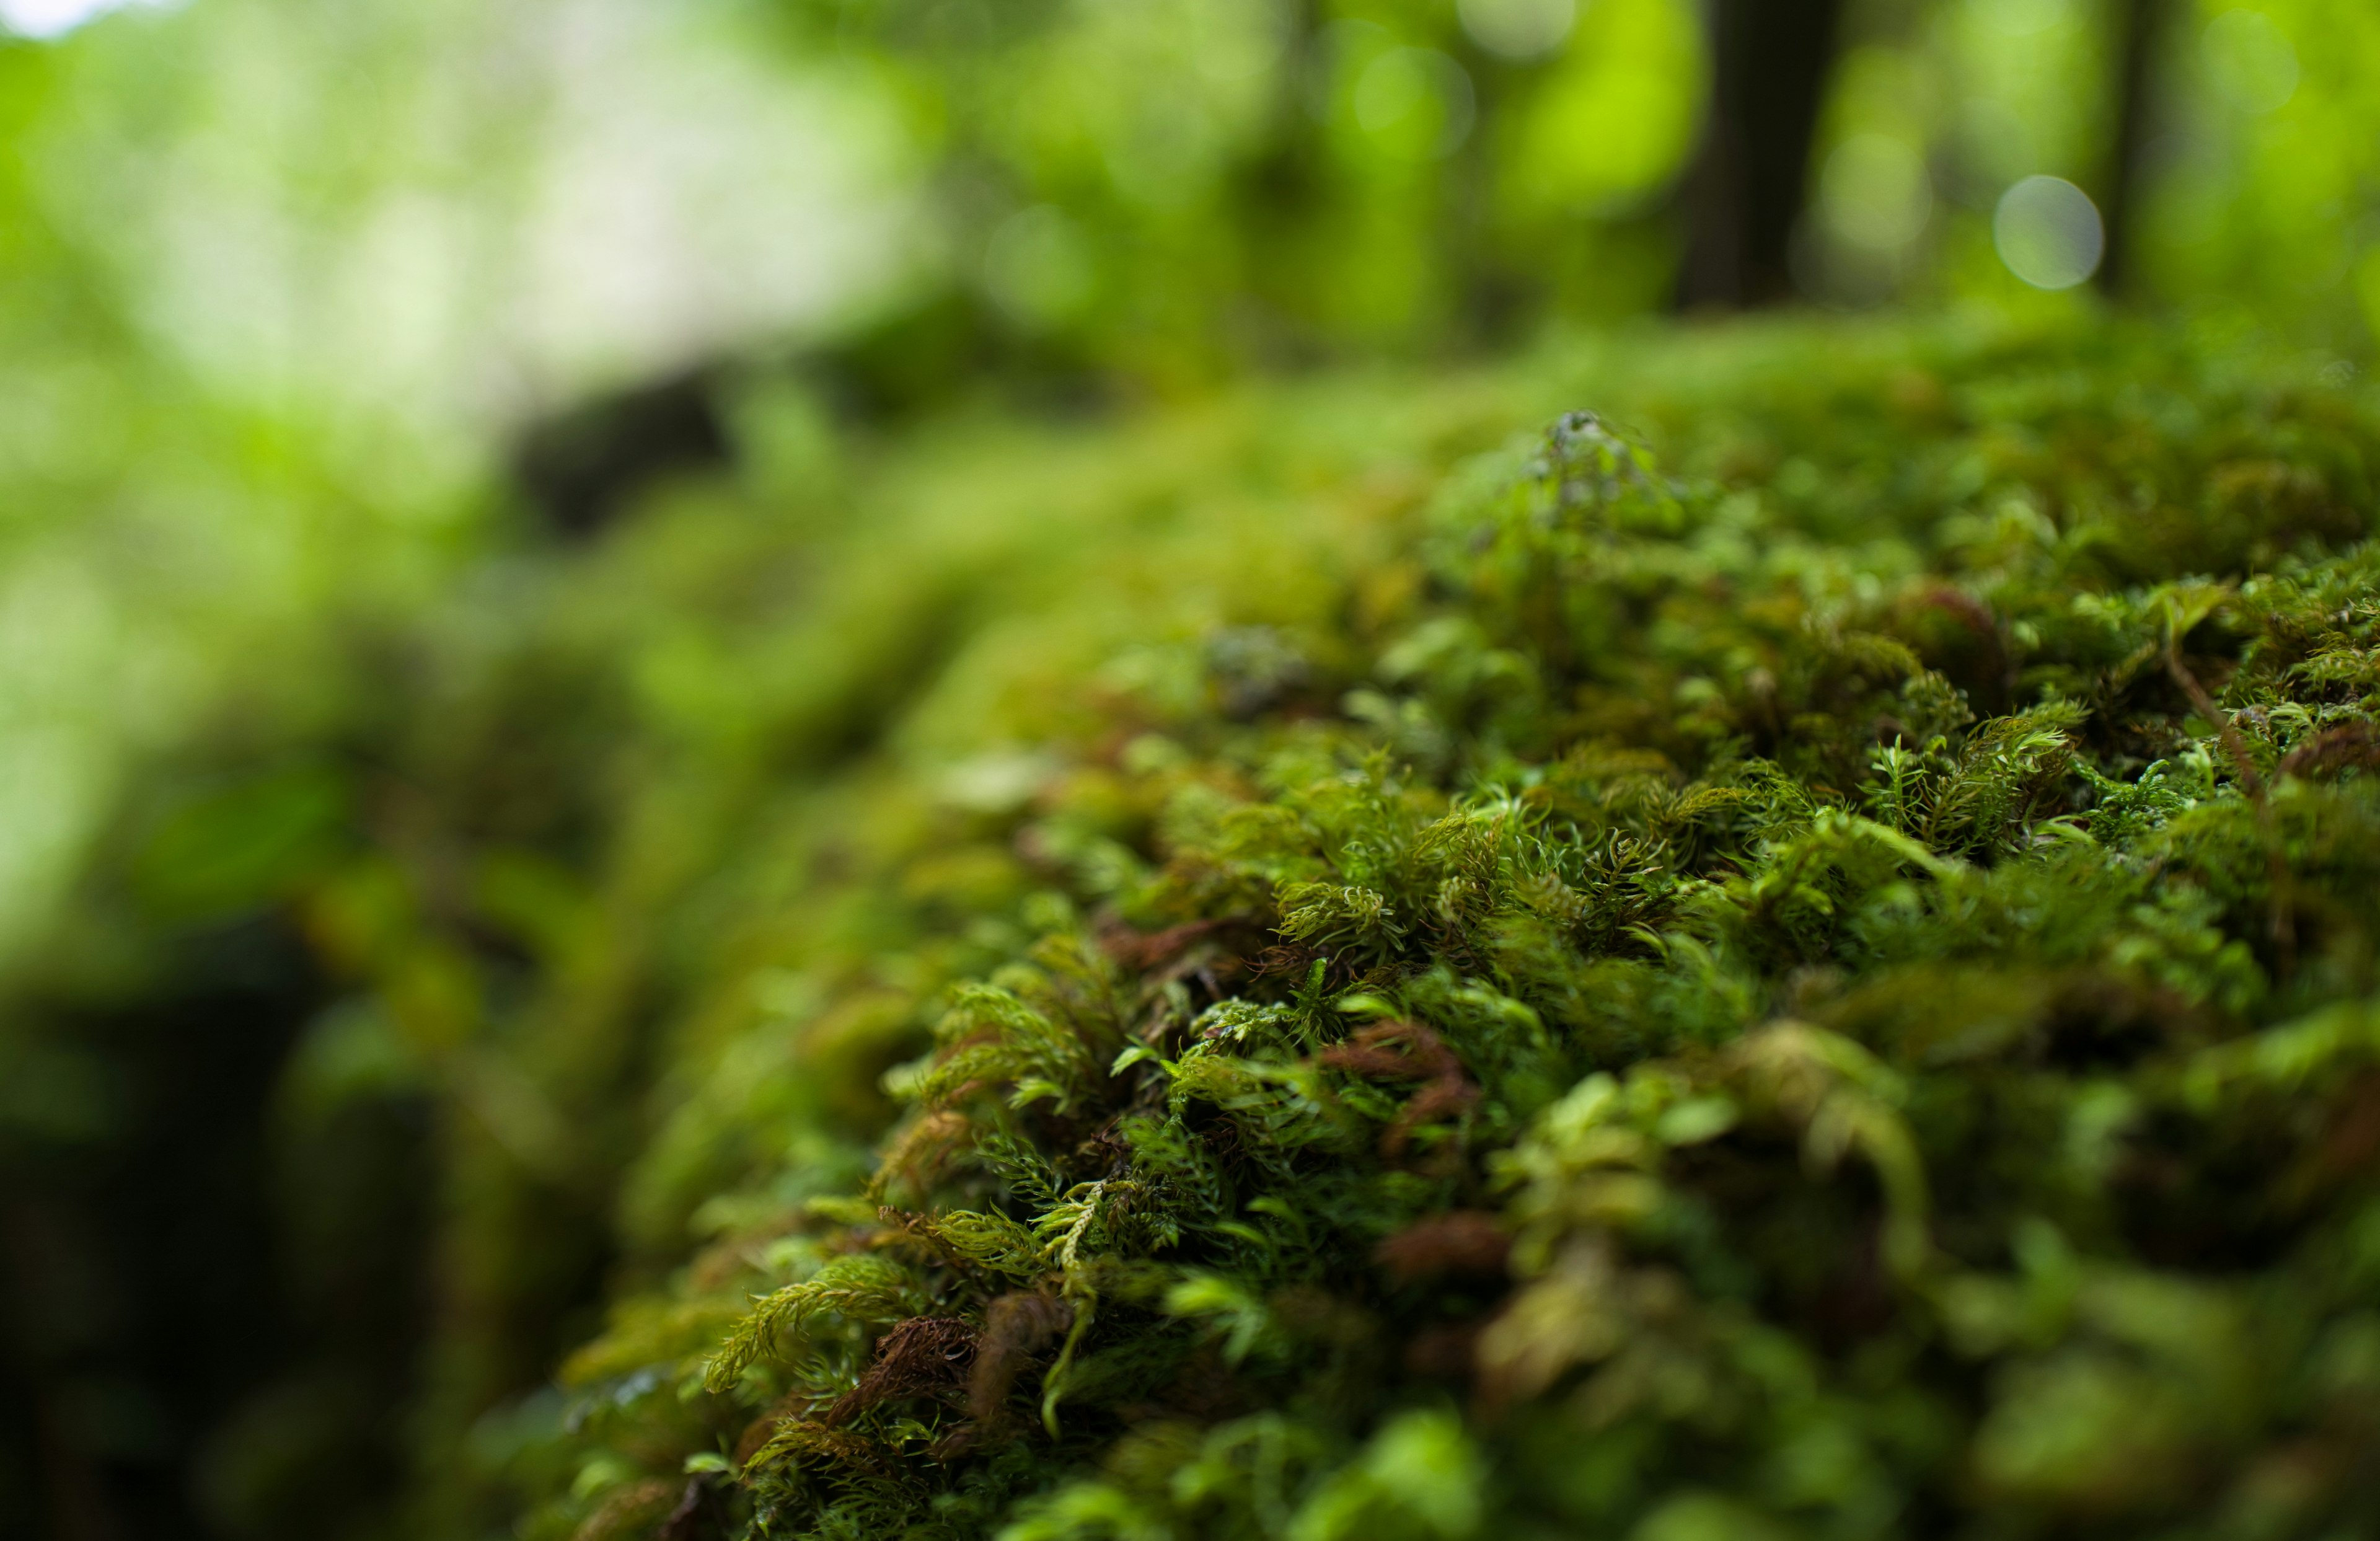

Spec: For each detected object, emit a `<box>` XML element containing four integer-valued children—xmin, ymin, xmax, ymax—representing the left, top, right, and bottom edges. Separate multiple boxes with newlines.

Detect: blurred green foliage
<box><xmin>774</xmin><ymin>0</ymin><xmax>2380</xmax><ymax>374</ymax></box>
<box><xmin>0</xmin><ymin>0</ymin><xmax>2372</xmax><ymax>967</ymax></box>
<box><xmin>780</xmin><ymin>0</ymin><xmax>1705</xmax><ymax>381</ymax></box>
<box><xmin>1806</xmin><ymin>0</ymin><xmax>2380</xmax><ymax>333</ymax></box>
<box><xmin>4</xmin><ymin>2</ymin><xmax>2380</xmax><ymax>1540</ymax></box>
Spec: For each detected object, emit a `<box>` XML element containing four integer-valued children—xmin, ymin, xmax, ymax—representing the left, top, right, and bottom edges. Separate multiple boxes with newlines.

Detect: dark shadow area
<box><xmin>0</xmin><ymin>918</ymin><xmax>429</xmax><ymax>1541</ymax></box>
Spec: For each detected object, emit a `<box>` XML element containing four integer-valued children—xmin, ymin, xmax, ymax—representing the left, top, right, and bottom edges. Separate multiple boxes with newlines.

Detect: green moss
<box><xmin>50</xmin><ymin>318</ymin><xmax>2360</xmax><ymax>1538</ymax></box>
<box><xmin>436</xmin><ymin>319</ymin><xmax>2380</xmax><ymax>1541</ymax></box>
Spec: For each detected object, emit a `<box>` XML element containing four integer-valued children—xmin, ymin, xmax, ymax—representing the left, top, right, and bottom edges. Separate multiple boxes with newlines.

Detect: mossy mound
<box><xmin>483</xmin><ymin>320</ymin><xmax>2380</xmax><ymax>1541</ymax></box>
<box><xmin>37</xmin><ymin>318</ymin><xmax>2366</xmax><ymax>1539</ymax></box>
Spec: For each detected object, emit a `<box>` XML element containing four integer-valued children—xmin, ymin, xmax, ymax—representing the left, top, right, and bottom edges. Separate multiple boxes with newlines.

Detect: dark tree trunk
<box><xmin>2097</xmin><ymin>0</ymin><xmax>2167</xmax><ymax>297</ymax></box>
<box><xmin>514</xmin><ymin>368</ymin><xmax>733</xmax><ymax>539</ymax></box>
<box><xmin>1675</xmin><ymin>0</ymin><xmax>1847</xmax><ymax>309</ymax></box>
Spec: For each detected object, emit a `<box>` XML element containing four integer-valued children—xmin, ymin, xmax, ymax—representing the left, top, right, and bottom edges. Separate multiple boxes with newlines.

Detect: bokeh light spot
<box><xmin>1963</xmin><ymin>0</ymin><xmax>2071</xmax><ymax>38</ymax></box>
<box><xmin>983</xmin><ymin>205</ymin><xmax>1095</xmax><ymax>327</ymax></box>
<box><xmin>1352</xmin><ymin>47</ymin><xmax>1476</xmax><ymax>159</ymax></box>
<box><xmin>1189</xmin><ymin>0</ymin><xmax>1290</xmax><ymax>84</ymax></box>
<box><xmin>1458</xmin><ymin>0</ymin><xmax>1579</xmax><ymax>61</ymax></box>
<box><xmin>2203</xmin><ymin>9</ymin><xmax>2300</xmax><ymax>115</ymax></box>
<box><xmin>1821</xmin><ymin>133</ymin><xmax>1934</xmax><ymax>250</ymax></box>
<box><xmin>1993</xmin><ymin>175</ymin><xmax>2104</xmax><ymax>289</ymax></box>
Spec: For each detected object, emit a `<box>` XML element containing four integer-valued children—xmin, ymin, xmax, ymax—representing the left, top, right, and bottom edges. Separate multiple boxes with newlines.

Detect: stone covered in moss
<box><xmin>474</xmin><ymin>325</ymin><xmax>2380</xmax><ymax>1541</ymax></box>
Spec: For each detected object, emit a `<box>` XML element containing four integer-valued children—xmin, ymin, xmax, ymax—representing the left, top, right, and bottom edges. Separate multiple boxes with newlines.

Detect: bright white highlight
<box><xmin>1993</xmin><ymin>175</ymin><xmax>2104</xmax><ymax>290</ymax></box>
<box><xmin>0</xmin><ymin>0</ymin><xmax>161</xmax><ymax>39</ymax></box>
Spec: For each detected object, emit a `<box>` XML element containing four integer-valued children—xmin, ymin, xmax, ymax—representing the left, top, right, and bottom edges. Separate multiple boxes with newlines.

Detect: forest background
<box><xmin>1</xmin><ymin>1</ymin><xmax>2376</xmax><ymax>1538</ymax></box>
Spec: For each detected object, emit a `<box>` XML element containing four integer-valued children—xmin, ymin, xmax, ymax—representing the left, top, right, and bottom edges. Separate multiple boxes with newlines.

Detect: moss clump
<box><xmin>403</xmin><ymin>324</ymin><xmax>2380</xmax><ymax>1540</ymax></box>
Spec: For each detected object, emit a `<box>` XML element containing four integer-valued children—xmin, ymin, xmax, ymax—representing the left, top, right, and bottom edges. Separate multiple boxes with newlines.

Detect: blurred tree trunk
<box><xmin>1675</xmin><ymin>0</ymin><xmax>1847</xmax><ymax>309</ymax></box>
<box><xmin>2097</xmin><ymin>0</ymin><xmax>2169</xmax><ymax>297</ymax></box>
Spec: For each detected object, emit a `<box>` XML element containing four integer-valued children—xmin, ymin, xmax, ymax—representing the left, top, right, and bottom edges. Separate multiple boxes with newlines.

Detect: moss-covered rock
<box><xmin>27</xmin><ymin>317</ymin><xmax>2373</xmax><ymax>1539</ymax></box>
<box><xmin>472</xmin><ymin>320</ymin><xmax>2380</xmax><ymax>1541</ymax></box>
